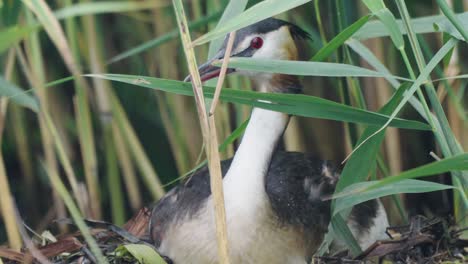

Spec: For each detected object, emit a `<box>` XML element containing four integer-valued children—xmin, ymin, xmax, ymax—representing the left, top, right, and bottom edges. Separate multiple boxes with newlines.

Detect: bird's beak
<box><xmin>184</xmin><ymin>51</ymin><xmax>235</xmax><ymax>83</ymax></box>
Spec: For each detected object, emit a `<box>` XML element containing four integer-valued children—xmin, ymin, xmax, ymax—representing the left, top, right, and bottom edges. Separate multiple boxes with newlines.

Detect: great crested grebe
<box><xmin>149</xmin><ymin>18</ymin><xmax>389</xmax><ymax>264</ymax></box>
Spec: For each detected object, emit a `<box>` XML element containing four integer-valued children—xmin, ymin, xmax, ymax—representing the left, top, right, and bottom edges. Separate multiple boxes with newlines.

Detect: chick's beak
<box><xmin>184</xmin><ymin>51</ymin><xmax>235</xmax><ymax>83</ymax></box>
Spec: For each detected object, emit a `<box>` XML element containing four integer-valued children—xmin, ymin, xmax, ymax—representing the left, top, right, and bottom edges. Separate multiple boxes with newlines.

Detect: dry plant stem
<box><xmin>81</xmin><ymin>0</ymin><xmax>119</xmax><ymax>218</ymax></box>
<box><xmin>12</xmin><ymin>105</ymin><xmax>35</xmax><ymax>200</ymax></box>
<box><xmin>395</xmin><ymin>0</ymin><xmax>468</xmax><ymax>219</ymax></box>
<box><xmin>210</xmin><ymin>32</ymin><xmax>234</xmax><ymax>155</ymax></box>
<box><xmin>22</xmin><ymin>0</ymin><xmax>91</xmax><ymax>213</ymax></box>
<box><xmin>369</xmin><ymin>39</ymin><xmax>402</xmax><ymax>175</ymax></box>
<box><xmin>151</xmin><ymin>7</ymin><xmax>201</xmax><ymax>171</ymax></box>
<box><xmin>172</xmin><ymin>0</ymin><xmax>230</xmax><ymax>262</ymax></box>
<box><xmin>283</xmin><ymin>117</ymin><xmax>306</xmax><ymax>152</ymax></box>
<box><xmin>210</xmin><ymin>31</ymin><xmax>236</xmax><ymax>115</ymax></box>
<box><xmin>440</xmin><ymin>47</ymin><xmax>463</xmax><ymax>144</ymax></box>
<box><xmin>430</xmin><ymin>151</ymin><xmax>442</xmax><ymax>161</ymax></box>
<box><xmin>44</xmin><ymin>163</ymin><xmax>108</xmax><ymax>264</ymax></box>
<box><xmin>17</xmin><ymin>34</ymin><xmax>84</xmax><ymax>215</ymax></box>
<box><xmin>0</xmin><ymin>49</ymin><xmax>14</xmax><ymax>138</ymax></box>
<box><xmin>62</xmin><ymin>0</ymin><xmax>101</xmax><ymax>219</ymax></box>
<box><xmin>42</xmin><ymin>111</ymin><xmax>83</xmax><ymax>204</ymax></box>
<box><xmin>0</xmin><ymin>156</ymin><xmax>22</xmax><ymax>250</ymax></box>
<box><xmin>108</xmin><ymin>91</ymin><xmax>165</xmax><ymax>199</ymax></box>
<box><xmin>73</xmin><ymin>95</ymin><xmax>99</xmax><ymax>218</ymax></box>
<box><xmin>22</xmin><ymin>11</ymin><xmax>67</xmax><ymax>226</ymax></box>
<box><xmin>0</xmin><ymin>49</ymin><xmax>22</xmax><ymax>250</ymax></box>
<box><xmin>112</xmin><ymin>123</ymin><xmax>142</xmax><ymax>210</ymax></box>
<box><xmin>12</xmin><ymin>201</ymin><xmax>51</xmax><ymax>264</ymax></box>
<box><xmin>84</xmin><ymin>3</ymin><xmax>165</xmax><ymax>203</ymax></box>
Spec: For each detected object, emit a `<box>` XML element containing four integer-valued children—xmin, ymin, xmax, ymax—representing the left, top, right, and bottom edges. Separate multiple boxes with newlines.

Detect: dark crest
<box><xmin>231</xmin><ymin>18</ymin><xmax>311</xmax><ymax>48</ymax></box>
<box><xmin>248</xmin><ymin>18</ymin><xmax>311</xmax><ymax>40</ymax></box>
<box><xmin>285</xmin><ymin>21</ymin><xmax>311</xmax><ymax>40</ymax></box>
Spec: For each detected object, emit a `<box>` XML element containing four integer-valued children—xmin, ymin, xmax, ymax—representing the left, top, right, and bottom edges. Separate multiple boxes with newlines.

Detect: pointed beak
<box><xmin>184</xmin><ymin>51</ymin><xmax>235</xmax><ymax>83</ymax></box>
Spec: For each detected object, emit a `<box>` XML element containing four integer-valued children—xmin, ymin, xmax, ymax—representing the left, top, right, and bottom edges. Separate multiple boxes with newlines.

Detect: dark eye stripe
<box><xmin>233</xmin><ymin>47</ymin><xmax>256</xmax><ymax>58</ymax></box>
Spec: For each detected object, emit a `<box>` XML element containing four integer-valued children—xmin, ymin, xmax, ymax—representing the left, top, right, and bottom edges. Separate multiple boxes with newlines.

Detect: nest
<box><xmin>0</xmin><ymin>212</ymin><xmax>466</xmax><ymax>263</ymax></box>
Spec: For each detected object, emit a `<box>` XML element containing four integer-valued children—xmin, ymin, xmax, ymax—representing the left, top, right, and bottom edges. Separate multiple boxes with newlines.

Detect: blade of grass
<box><xmin>0</xmin><ymin>49</ymin><xmax>22</xmax><ymax>250</ymax></box>
<box><xmin>193</xmin><ymin>0</ymin><xmax>311</xmax><ymax>46</ymax></box>
<box><xmin>0</xmin><ymin>1</ymin><xmax>166</xmax><ymax>55</ymax></box>
<box><xmin>108</xmin><ymin>10</ymin><xmax>223</xmax><ymax>64</ymax></box>
<box><xmin>0</xmin><ymin>153</ymin><xmax>22</xmax><ymax>250</ymax></box>
<box><xmin>113</xmin><ymin>123</ymin><xmax>141</xmax><ymax>211</ymax></box>
<box><xmin>43</xmin><ymin>111</ymin><xmax>85</xmax><ymax>213</ymax></box>
<box><xmin>150</xmin><ymin>5</ymin><xmax>202</xmax><ymax>173</ymax></box>
<box><xmin>11</xmin><ymin>105</ymin><xmax>36</xmax><ymax>218</ymax></box>
<box><xmin>361</xmin><ymin>0</ymin><xmax>435</xmax><ymax>128</ymax></box>
<box><xmin>23</xmin><ymin>9</ymin><xmax>68</xmax><ymax>227</ymax></box>
<box><xmin>73</xmin><ymin>96</ymin><xmax>101</xmax><ymax>218</ymax></box>
<box><xmin>84</xmin><ymin>74</ymin><xmax>430</xmax><ymax>130</ymax></box>
<box><xmin>22</xmin><ymin>0</ymin><xmax>93</xmax><ymax>213</ymax></box>
<box><xmin>347</xmin><ymin>39</ymin><xmax>452</xmax><ymax>153</ymax></box>
<box><xmin>314</xmin><ymin>0</ymin><xmax>328</xmax><ymax>45</ymax></box>
<box><xmin>0</xmin><ymin>76</ymin><xmax>39</xmax><ymax>112</ymax></box>
<box><xmin>325</xmin><ymin>4</ymin><xmax>381</xmax><ymax>249</ymax></box>
<box><xmin>80</xmin><ymin>0</ymin><xmax>138</xmax><ymax>218</ymax></box>
<box><xmin>63</xmin><ymin>0</ymin><xmax>100</xmax><ymax>219</ymax></box>
<box><xmin>42</xmin><ymin>162</ymin><xmax>107</xmax><ymax>264</ymax></box>
<box><xmin>434</xmin><ymin>74</ymin><xmax>468</xmax><ymax>82</ymax></box>
<box><xmin>311</xmin><ymin>14</ymin><xmax>370</xmax><ymax>62</ymax></box>
<box><xmin>332</xmin><ymin>214</ymin><xmax>361</xmax><ymax>255</ymax></box>
<box><xmin>353</xmin><ymin>12</ymin><xmax>468</xmax><ymax>40</ymax></box>
<box><xmin>366</xmin><ymin>153</ymin><xmax>468</xmax><ymax>190</ymax></box>
<box><xmin>319</xmin><ymin>83</ymin><xmax>409</xmax><ymax>255</ymax></box>
<box><xmin>105</xmin><ymin>124</ymin><xmax>125</xmax><ymax>226</ymax></box>
<box><xmin>207</xmin><ymin>0</ymin><xmax>248</xmax><ymax>58</ymax></box>
<box><xmin>109</xmin><ymin>90</ymin><xmax>165</xmax><ymax>199</ymax></box>
<box><xmin>419</xmin><ymin>35</ymin><xmax>466</xmax><ymax>121</ymax></box>
<box><xmin>335</xmin><ymin>83</ymin><xmax>409</xmax><ymax>195</ymax></box>
<box><xmin>21</xmin><ymin>0</ymin><xmax>83</xmax><ymax>78</ymax></box>
<box><xmin>332</xmin><ymin>179</ymin><xmax>457</xmax><ymax>214</ymax></box>
<box><xmin>361</xmin><ymin>0</ymin><xmax>437</xmax><ymax>178</ymax></box>
<box><xmin>216</xmin><ymin>58</ymin><xmax>412</xmax><ymax>81</ymax></box>
<box><xmin>1</xmin><ymin>0</ymin><xmax>22</xmax><ymax>26</ymax></box>
<box><xmin>219</xmin><ymin>118</ymin><xmax>249</xmax><ymax>152</ymax></box>
<box><xmin>54</xmin><ymin>0</ymin><xmax>170</xmax><ymax>20</ymax></box>
<box><xmin>116</xmin><ymin>244</ymin><xmax>166</xmax><ymax>264</ymax></box>
<box><xmin>435</xmin><ymin>0</ymin><xmax>468</xmax><ymax>42</ymax></box>
<box><xmin>362</xmin><ymin>0</ymin><xmax>404</xmax><ymax>50</ymax></box>
<box><xmin>395</xmin><ymin>0</ymin><xmax>467</xmax><ymax>222</ymax></box>
<box><xmin>0</xmin><ymin>26</ymin><xmax>37</xmax><ymax>55</ymax></box>
<box><xmin>344</xmin><ymin>38</ymin><xmax>457</xmax><ymax>162</ymax></box>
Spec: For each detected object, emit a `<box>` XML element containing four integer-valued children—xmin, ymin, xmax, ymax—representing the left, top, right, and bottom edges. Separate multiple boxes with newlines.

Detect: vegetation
<box><xmin>0</xmin><ymin>0</ymin><xmax>467</xmax><ymax>262</ymax></box>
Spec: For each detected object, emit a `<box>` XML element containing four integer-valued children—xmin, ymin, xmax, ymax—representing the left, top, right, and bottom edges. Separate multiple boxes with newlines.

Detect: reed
<box><xmin>0</xmin><ymin>0</ymin><xmax>466</xmax><ymax>261</ymax></box>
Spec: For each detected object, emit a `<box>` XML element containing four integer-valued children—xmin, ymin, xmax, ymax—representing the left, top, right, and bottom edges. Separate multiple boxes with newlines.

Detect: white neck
<box><xmin>224</xmin><ymin>107</ymin><xmax>289</xmax><ymax>204</ymax></box>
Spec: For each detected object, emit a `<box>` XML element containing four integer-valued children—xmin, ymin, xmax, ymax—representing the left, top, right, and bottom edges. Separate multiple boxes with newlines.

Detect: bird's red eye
<box><xmin>250</xmin><ymin>37</ymin><xmax>263</xmax><ymax>49</ymax></box>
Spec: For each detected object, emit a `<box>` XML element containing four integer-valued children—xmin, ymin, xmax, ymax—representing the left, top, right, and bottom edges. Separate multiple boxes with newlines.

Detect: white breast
<box><xmin>158</xmin><ymin>196</ymin><xmax>308</xmax><ymax>264</ymax></box>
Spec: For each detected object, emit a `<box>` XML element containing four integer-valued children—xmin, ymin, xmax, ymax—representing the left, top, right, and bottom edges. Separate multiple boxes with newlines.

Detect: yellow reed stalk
<box><xmin>22</xmin><ymin>0</ymin><xmax>92</xmax><ymax>213</ymax></box>
<box><xmin>172</xmin><ymin>0</ymin><xmax>237</xmax><ymax>261</ymax></box>
<box><xmin>0</xmin><ymin>49</ymin><xmax>22</xmax><ymax>250</ymax></box>
<box><xmin>112</xmin><ymin>123</ymin><xmax>142</xmax><ymax>210</ymax></box>
<box><xmin>108</xmin><ymin>90</ymin><xmax>165</xmax><ymax>199</ymax></box>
